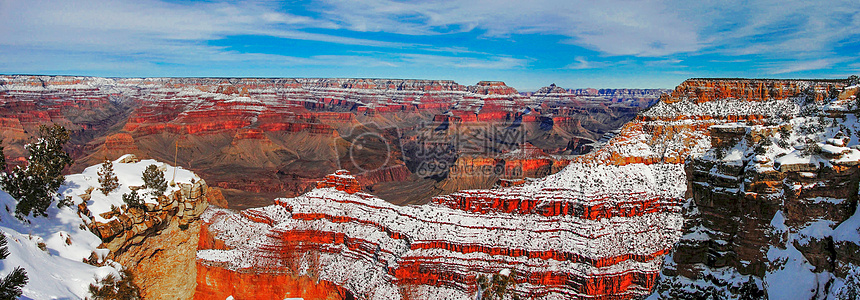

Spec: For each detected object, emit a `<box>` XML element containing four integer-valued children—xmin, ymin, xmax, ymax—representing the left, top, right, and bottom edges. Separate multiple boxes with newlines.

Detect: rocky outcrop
<box><xmin>80</xmin><ymin>178</ymin><xmax>213</xmax><ymax>247</ymax></box>
<box><xmin>652</xmin><ymin>79</ymin><xmax>860</xmax><ymax>298</ymax></box>
<box><xmin>432</xmin><ymin>143</ymin><xmax>574</xmax><ymax>193</ymax></box>
<box><xmin>78</xmin><ymin>171</ymin><xmax>223</xmax><ymax>299</ymax></box>
<box><xmin>316</xmin><ymin>170</ymin><xmax>363</xmax><ymax>194</ymax></box>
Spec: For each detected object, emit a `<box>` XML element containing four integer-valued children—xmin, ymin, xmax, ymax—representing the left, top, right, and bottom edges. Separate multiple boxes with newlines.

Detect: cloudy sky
<box><xmin>1</xmin><ymin>0</ymin><xmax>858</xmax><ymax>90</ymax></box>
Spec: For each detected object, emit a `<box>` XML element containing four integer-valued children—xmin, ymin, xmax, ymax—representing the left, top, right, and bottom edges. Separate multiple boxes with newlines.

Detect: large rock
<box><xmin>78</xmin><ymin>178</ymin><xmax>216</xmax><ymax>299</ymax></box>
<box><xmin>654</xmin><ymin>79</ymin><xmax>860</xmax><ymax>299</ymax></box>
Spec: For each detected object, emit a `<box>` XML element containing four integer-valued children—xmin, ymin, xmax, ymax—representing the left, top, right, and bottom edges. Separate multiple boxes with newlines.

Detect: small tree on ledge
<box><xmin>142</xmin><ymin>164</ymin><xmax>167</xmax><ymax>197</ymax></box>
<box><xmin>122</xmin><ymin>189</ymin><xmax>143</xmax><ymax>209</ymax></box>
<box><xmin>98</xmin><ymin>158</ymin><xmax>119</xmax><ymax>196</ymax></box>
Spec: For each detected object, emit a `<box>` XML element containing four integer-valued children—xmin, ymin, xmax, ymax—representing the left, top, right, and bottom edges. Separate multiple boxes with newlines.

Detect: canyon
<box><xmin>2</xmin><ymin>76</ymin><xmax>860</xmax><ymax>299</ymax></box>
<box><xmin>193</xmin><ymin>78</ymin><xmax>860</xmax><ymax>299</ymax></box>
<box><xmin>0</xmin><ymin>76</ymin><xmax>662</xmax><ymax>208</ymax></box>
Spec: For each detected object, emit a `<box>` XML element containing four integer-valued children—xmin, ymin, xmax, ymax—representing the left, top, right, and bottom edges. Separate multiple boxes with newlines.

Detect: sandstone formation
<box><xmin>653</xmin><ymin>79</ymin><xmax>860</xmax><ymax>298</ymax></box>
<box><xmin>194</xmin><ymin>78</ymin><xmax>859</xmax><ymax>299</ymax></box>
<box><xmin>73</xmin><ymin>156</ymin><xmax>225</xmax><ymax>299</ymax></box>
<box><xmin>0</xmin><ymin>76</ymin><xmax>663</xmax><ymax>207</ymax></box>
<box><xmin>198</xmin><ymin>166</ymin><xmax>685</xmax><ymax>299</ymax></box>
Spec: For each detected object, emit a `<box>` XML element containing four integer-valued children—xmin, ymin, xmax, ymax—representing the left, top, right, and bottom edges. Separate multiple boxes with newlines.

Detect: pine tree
<box><xmin>122</xmin><ymin>189</ymin><xmax>143</xmax><ymax>209</ymax></box>
<box><xmin>0</xmin><ymin>234</ymin><xmax>28</xmax><ymax>299</ymax></box>
<box><xmin>97</xmin><ymin>158</ymin><xmax>119</xmax><ymax>196</ymax></box>
<box><xmin>1</xmin><ymin>124</ymin><xmax>73</xmax><ymax>219</ymax></box>
<box><xmin>87</xmin><ymin>269</ymin><xmax>141</xmax><ymax>300</ymax></box>
<box><xmin>0</xmin><ymin>140</ymin><xmax>6</xmax><ymax>172</ymax></box>
<box><xmin>141</xmin><ymin>164</ymin><xmax>166</xmax><ymax>197</ymax></box>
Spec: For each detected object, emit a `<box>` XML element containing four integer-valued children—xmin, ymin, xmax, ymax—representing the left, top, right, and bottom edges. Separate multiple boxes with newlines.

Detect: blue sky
<box><xmin>0</xmin><ymin>0</ymin><xmax>858</xmax><ymax>90</ymax></box>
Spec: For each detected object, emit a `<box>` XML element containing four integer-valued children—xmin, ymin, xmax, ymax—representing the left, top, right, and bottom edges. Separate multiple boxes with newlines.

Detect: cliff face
<box><xmin>666</xmin><ymin>79</ymin><xmax>840</xmax><ymax>104</ymax></box>
<box><xmin>0</xmin><ymin>76</ymin><xmax>659</xmax><ymax>208</ymax></box>
<box><xmin>435</xmin><ymin>143</ymin><xmax>573</xmax><ymax>192</ymax></box>
<box><xmin>198</xmin><ymin>166</ymin><xmax>685</xmax><ymax>299</ymax></box>
<box><xmin>73</xmin><ymin>155</ymin><xmax>224</xmax><ymax>299</ymax></box>
<box><xmin>191</xmin><ymin>80</ymin><xmax>692</xmax><ymax>299</ymax></box>
<box><xmin>652</xmin><ymin>80</ymin><xmax>860</xmax><ymax>298</ymax></box>
<box><xmin>193</xmin><ymin>78</ymin><xmax>859</xmax><ymax>299</ymax></box>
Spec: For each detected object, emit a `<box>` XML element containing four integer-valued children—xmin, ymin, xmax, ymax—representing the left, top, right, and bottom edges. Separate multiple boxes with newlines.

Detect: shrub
<box><xmin>829</xmin><ymin>87</ymin><xmax>840</xmax><ymax>99</ymax></box>
<box><xmin>477</xmin><ymin>270</ymin><xmax>518</xmax><ymax>300</ymax></box>
<box><xmin>848</xmin><ymin>75</ymin><xmax>859</xmax><ymax>86</ymax></box>
<box><xmin>122</xmin><ymin>190</ymin><xmax>143</xmax><ymax>209</ymax></box>
<box><xmin>0</xmin><ymin>140</ymin><xmax>5</xmax><ymax>172</ymax></box>
<box><xmin>800</xmin><ymin>138</ymin><xmax>821</xmax><ymax>156</ymax></box>
<box><xmin>58</xmin><ymin>196</ymin><xmax>74</xmax><ymax>209</ymax></box>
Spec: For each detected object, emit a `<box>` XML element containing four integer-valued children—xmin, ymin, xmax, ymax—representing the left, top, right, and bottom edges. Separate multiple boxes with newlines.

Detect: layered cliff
<box><xmin>0</xmin><ymin>76</ymin><xmax>659</xmax><ymax>208</ymax></box>
<box><xmin>654</xmin><ymin>80</ymin><xmax>860</xmax><ymax>299</ymax></box>
<box><xmin>193</xmin><ymin>78</ymin><xmax>859</xmax><ymax>299</ymax></box>
<box><xmin>67</xmin><ymin>155</ymin><xmax>224</xmax><ymax>299</ymax></box>
<box><xmin>198</xmin><ymin>164</ymin><xmax>685</xmax><ymax>299</ymax></box>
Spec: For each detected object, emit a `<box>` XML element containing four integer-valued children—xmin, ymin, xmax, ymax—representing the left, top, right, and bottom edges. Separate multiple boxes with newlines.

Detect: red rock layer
<box><xmin>1</xmin><ymin>75</ymin><xmax>663</xmax><ymax>208</ymax></box>
<box><xmin>198</xmin><ymin>163</ymin><xmax>685</xmax><ymax>299</ymax></box>
<box><xmin>195</xmin><ymin>262</ymin><xmax>349</xmax><ymax>300</ymax></box>
<box><xmin>665</xmin><ymin>78</ymin><xmax>842</xmax><ymax>104</ymax></box>
<box><xmin>193</xmin><ymin>78</ymin><xmax>853</xmax><ymax>299</ymax></box>
<box><xmin>434</xmin><ymin>190</ymin><xmax>679</xmax><ymax>220</ymax></box>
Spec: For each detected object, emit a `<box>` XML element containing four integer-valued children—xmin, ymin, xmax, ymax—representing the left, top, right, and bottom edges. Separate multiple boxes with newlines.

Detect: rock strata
<box><xmin>0</xmin><ymin>76</ymin><xmax>663</xmax><ymax>207</ymax></box>
<box><xmin>652</xmin><ymin>79</ymin><xmax>860</xmax><ymax>299</ymax></box>
<box><xmin>75</xmin><ymin>157</ymin><xmax>223</xmax><ymax>299</ymax></box>
<box><xmin>194</xmin><ymin>78</ymin><xmax>860</xmax><ymax>299</ymax></box>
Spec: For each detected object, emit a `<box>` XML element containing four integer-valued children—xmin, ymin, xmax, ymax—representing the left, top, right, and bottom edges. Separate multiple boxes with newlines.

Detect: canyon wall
<box><xmin>0</xmin><ymin>76</ymin><xmax>662</xmax><ymax>208</ymax></box>
<box><xmin>194</xmin><ymin>78</ymin><xmax>858</xmax><ymax>299</ymax></box>
<box><xmin>197</xmin><ymin>165</ymin><xmax>685</xmax><ymax>299</ymax></box>
<box><xmin>653</xmin><ymin>79</ymin><xmax>860</xmax><ymax>298</ymax></box>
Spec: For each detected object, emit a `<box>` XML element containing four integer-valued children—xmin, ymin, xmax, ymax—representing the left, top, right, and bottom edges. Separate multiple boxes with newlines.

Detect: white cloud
<box><xmin>398</xmin><ymin>54</ymin><xmax>528</xmax><ymax>69</ymax></box>
<box><xmin>695</xmin><ymin>0</ymin><xmax>860</xmax><ymax>59</ymax></box>
<box><xmin>0</xmin><ymin>0</ymin><xmax>403</xmax><ymax>66</ymax></box>
<box><xmin>1</xmin><ymin>0</ymin><xmax>858</xmax><ymax>77</ymax></box>
<box><xmin>314</xmin><ymin>0</ymin><xmax>704</xmax><ymax>57</ymax></box>
<box><xmin>312</xmin><ymin>0</ymin><xmax>860</xmax><ymax>61</ymax></box>
<box><xmin>565</xmin><ymin>56</ymin><xmax>608</xmax><ymax>70</ymax></box>
<box><xmin>768</xmin><ymin>58</ymin><xmax>846</xmax><ymax>75</ymax></box>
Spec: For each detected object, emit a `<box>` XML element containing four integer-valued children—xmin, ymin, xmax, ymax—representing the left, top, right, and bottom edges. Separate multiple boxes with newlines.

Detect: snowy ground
<box><xmin>0</xmin><ymin>155</ymin><xmax>199</xmax><ymax>299</ymax></box>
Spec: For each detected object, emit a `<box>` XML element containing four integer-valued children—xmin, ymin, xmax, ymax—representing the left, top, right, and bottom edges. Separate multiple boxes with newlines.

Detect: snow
<box><xmin>832</xmin><ymin>205</ymin><xmax>860</xmax><ymax>244</ymax></box>
<box><xmin>764</xmin><ymin>243</ymin><xmax>819</xmax><ymax>300</ymax></box>
<box><xmin>60</xmin><ymin>157</ymin><xmax>200</xmax><ymax>223</ymax></box>
<box><xmin>820</xmin><ymin>143</ymin><xmax>849</xmax><ymax>155</ymax></box>
<box><xmin>679</xmin><ymin>225</ymin><xmax>712</xmax><ymax>242</ymax></box>
<box><xmin>826</xmin><ymin>138</ymin><xmax>845</xmax><ymax>147</ymax></box>
<box><xmin>0</xmin><ymin>155</ymin><xmax>199</xmax><ymax>299</ymax></box>
<box><xmin>774</xmin><ymin>150</ymin><xmax>821</xmax><ymax>170</ymax></box>
<box><xmin>0</xmin><ymin>186</ymin><xmax>117</xmax><ymax>299</ymax></box>
<box><xmin>796</xmin><ymin>219</ymin><xmax>837</xmax><ymax>246</ymax></box>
